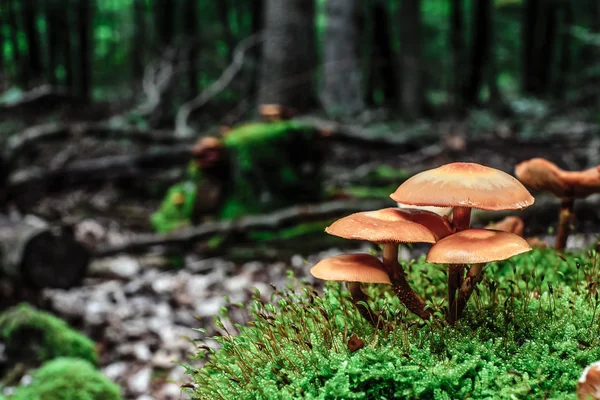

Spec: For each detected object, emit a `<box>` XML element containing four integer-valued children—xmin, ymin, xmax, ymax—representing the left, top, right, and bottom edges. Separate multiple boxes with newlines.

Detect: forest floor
<box><xmin>2</xmin><ymin>104</ymin><xmax>600</xmax><ymax>399</ymax></box>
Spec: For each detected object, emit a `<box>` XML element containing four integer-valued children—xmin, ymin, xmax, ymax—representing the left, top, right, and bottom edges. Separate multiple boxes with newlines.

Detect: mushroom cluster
<box><xmin>311</xmin><ymin>162</ymin><xmax>535</xmax><ymax>324</ymax></box>
<box><xmin>515</xmin><ymin>158</ymin><xmax>600</xmax><ymax>250</ymax></box>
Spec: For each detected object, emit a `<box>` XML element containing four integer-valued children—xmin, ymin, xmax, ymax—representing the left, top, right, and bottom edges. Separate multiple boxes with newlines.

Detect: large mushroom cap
<box><xmin>514</xmin><ymin>158</ymin><xmax>569</xmax><ymax>197</ymax></box>
<box><xmin>310</xmin><ymin>254</ymin><xmax>391</xmax><ymax>284</ymax></box>
<box><xmin>426</xmin><ymin>228</ymin><xmax>532</xmax><ymax>264</ymax></box>
<box><xmin>485</xmin><ymin>216</ymin><xmax>525</xmax><ymax>237</ymax></box>
<box><xmin>578</xmin><ymin>361</ymin><xmax>600</xmax><ymax>400</ymax></box>
<box><xmin>390</xmin><ymin>162</ymin><xmax>534</xmax><ymax>211</ymax></box>
<box><xmin>559</xmin><ymin>166</ymin><xmax>600</xmax><ymax>198</ymax></box>
<box><xmin>325</xmin><ymin>208</ymin><xmax>453</xmax><ymax>243</ymax></box>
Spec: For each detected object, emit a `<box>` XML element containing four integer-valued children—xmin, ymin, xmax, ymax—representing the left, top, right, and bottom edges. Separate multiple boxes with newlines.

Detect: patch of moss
<box><xmin>0</xmin><ymin>304</ymin><xmax>97</xmax><ymax>365</ymax></box>
<box><xmin>7</xmin><ymin>358</ymin><xmax>121</xmax><ymax>400</ymax></box>
<box><xmin>186</xmin><ymin>248</ymin><xmax>600</xmax><ymax>399</ymax></box>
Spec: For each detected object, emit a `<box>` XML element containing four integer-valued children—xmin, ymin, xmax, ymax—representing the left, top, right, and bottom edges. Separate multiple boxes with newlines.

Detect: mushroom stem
<box><xmin>447</xmin><ymin>206</ymin><xmax>471</xmax><ymax>323</ymax></box>
<box><xmin>348</xmin><ymin>282</ymin><xmax>378</xmax><ymax>326</ymax></box>
<box><xmin>453</xmin><ymin>263</ymin><xmax>485</xmax><ymax>322</ymax></box>
<box><xmin>383</xmin><ymin>244</ymin><xmax>433</xmax><ymax>320</ymax></box>
<box><xmin>555</xmin><ymin>196</ymin><xmax>575</xmax><ymax>251</ymax></box>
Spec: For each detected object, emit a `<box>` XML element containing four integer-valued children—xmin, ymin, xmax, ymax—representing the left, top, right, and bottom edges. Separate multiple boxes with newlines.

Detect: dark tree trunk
<box><xmin>155</xmin><ymin>0</ymin><xmax>174</xmax><ymax>48</ymax></box>
<box><xmin>522</xmin><ymin>0</ymin><xmax>539</xmax><ymax>94</ymax></box>
<box><xmin>132</xmin><ymin>0</ymin><xmax>146</xmax><ymax>79</ymax></box>
<box><xmin>7</xmin><ymin>0</ymin><xmax>25</xmax><ymax>86</ymax></box>
<box><xmin>537</xmin><ymin>1</ymin><xmax>557</xmax><ymax>95</ymax></box>
<box><xmin>464</xmin><ymin>0</ymin><xmax>492</xmax><ymax>105</ymax></box>
<box><xmin>0</xmin><ymin>215</ymin><xmax>90</xmax><ymax>289</ymax></box>
<box><xmin>367</xmin><ymin>2</ymin><xmax>398</xmax><ymax>107</ymax></box>
<box><xmin>322</xmin><ymin>0</ymin><xmax>364</xmax><ymax>118</ymax></box>
<box><xmin>450</xmin><ymin>0</ymin><xmax>464</xmax><ymax>110</ymax></box>
<box><xmin>216</xmin><ymin>0</ymin><xmax>235</xmax><ymax>58</ymax></box>
<box><xmin>22</xmin><ymin>0</ymin><xmax>43</xmax><ymax>83</ymax></box>
<box><xmin>486</xmin><ymin>0</ymin><xmax>500</xmax><ymax>105</ymax></box>
<box><xmin>258</xmin><ymin>0</ymin><xmax>316</xmax><ymax>111</ymax></box>
<box><xmin>399</xmin><ymin>0</ymin><xmax>422</xmax><ymax>119</ymax></box>
<box><xmin>555</xmin><ymin>0</ymin><xmax>573</xmax><ymax>99</ymax></box>
<box><xmin>248</xmin><ymin>0</ymin><xmax>264</xmax><ymax>97</ymax></box>
<box><xmin>0</xmin><ymin>6</ymin><xmax>4</xmax><ymax>86</ymax></box>
<box><xmin>183</xmin><ymin>0</ymin><xmax>198</xmax><ymax>99</ymax></box>
<box><xmin>77</xmin><ymin>0</ymin><xmax>93</xmax><ymax>101</ymax></box>
<box><xmin>63</xmin><ymin>3</ymin><xmax>73</xmax><ymax>89</ymax></box>
<box><xmin>45</xmin><ymin>0</ymin><xmax>60</xmax><ymax>85</ymax></box>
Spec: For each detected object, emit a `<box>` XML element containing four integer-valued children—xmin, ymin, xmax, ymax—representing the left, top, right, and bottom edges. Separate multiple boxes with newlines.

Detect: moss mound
<box><xmin>186</xmin><ymin>248</ymin><xmax>600</xmax><ymax>399</ymax></box>
<box><xmin>7</xmin><ymin>358</ymin><xmax>121</xmax><ymax>400</ymax></box>
<box><xmin>0</xmin><ymin>304</ymin><xmax>97</xmax><ymax>365</ymax></box>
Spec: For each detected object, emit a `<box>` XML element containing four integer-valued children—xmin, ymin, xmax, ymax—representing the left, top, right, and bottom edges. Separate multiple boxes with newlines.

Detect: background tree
<box><xmin>399</xmin><ymin>0</ymin><xmax>423</xmax><ymax>119</ymax></box>
<box><xmin>77</xmin><ymin>0</ymin><xmax>93</xmax><ymax>101</ymax></box>
<box><xmin>464</xmin><ymin>0</ymin><xmax>492</xmax><ymax>105</ymax></box>
<box><xmin>258</xmin><ymin>0</ymin><xmax>316</xmax><ymax>111</ymax></box>
<box><xmin>322</xmin><ymin>0</ymin><xmax>364</xmax><ymax>119</ymax></box>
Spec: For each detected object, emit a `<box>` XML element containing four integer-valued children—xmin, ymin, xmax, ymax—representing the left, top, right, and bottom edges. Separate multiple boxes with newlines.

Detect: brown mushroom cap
<box><xmin>310</xmin><ymin>254</ymin><xmax>391</xmax><ymax>284</ymax></box>
<box><xmin>325</xmin><ymin>208</ymin><xmax>453</xmax><ymax>243</ymax></box>
<box><xmin>559</xmin><ymin>165</ymin><xmax>600</xmax><ymax>197</ymax></box>
<box><xmin>391</xmin><ymin>162</ymin><xmax>534</xmax><ymax>211</ymax></box>
<box><xmin>578</xmin><ymin>361</ymin><xmax>600</xmax><ymax>400</ymax></box>
<box><xmin>485</xmin><ymin>216</ymin><xmax>525</xmax><ymax>237</ymax></box>
<box><xmin>426</xmin><ymin>229</ymin><xmax>532</xmax><ymax>264</ymax></box>
<box><xmin>514</xmin><ymin>158</ymin><xmax>570</xmax><ymax>197</ymax></box>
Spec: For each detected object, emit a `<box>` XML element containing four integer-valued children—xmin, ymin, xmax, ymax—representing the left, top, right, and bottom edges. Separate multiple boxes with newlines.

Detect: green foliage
<box><xmin>187</xmin><ymin>248</ymin><xmax>600</xmax><ymax>399</ymax></box>
<box><xmin>150</xmin><ymin>179</ymin><xmax>198</xmax><ymax>233</ymax></box>
<box><xmin>0</xmin><ymin>304</ymin><xmax>97</xmax><ymax>366</ymax></box>
<box><xmin>7</xmin><ymin>358</ymin><xmax>121</xmax><ymax>400</ymax></box>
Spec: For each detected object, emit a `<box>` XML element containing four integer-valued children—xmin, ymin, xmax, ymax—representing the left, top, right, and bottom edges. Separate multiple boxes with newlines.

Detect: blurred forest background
<box><xmin>1</xmin><ymin>1</ymin><xmax>600</xmax><ymax>399</ymax></box>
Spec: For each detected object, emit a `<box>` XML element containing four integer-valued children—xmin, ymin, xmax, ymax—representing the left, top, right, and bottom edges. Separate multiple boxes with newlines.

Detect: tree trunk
<box><xmin>367</xmin><ymin>2</ymin><xmax>398</xmax><ymax>107</ymax></box>
<box><xmin>77</xmin><ymin>0</ymin><xmax>93</xmax><ymax>101</ymax></box>
<box><xmin>183</xmin><ymin>0</ymin><xmax>198</xmax><ymax>99</ymax></box>
<box><xmin>486</xmin><ymin>0</ymin><xmax>500</xmax><ymax>105</ymax></box>
<box><xmin>537</xmin><ymin>1</ymin><xmax>557</xmax><ymax>95</ymax></box>
<box><xmin>7</xmin><ymin>0</ymin><xmax>25</xmax><ymax>86</ymax></box>
<box><xmin>155</xmin><ymin>0</ymin><xmax>174</xmax><ymax>49</ymax></box>
<box><xmin>258</xmin><ymin>0</ymin><xmax>316</xmax><ymax>111</ymax></box>
<box><xmin>22</xmin><ymin>0</ymin><xmax>43</xmax><ymax>84</ymax></box>
<box><xmin>0</xmin><ymin>215</ymin><xmax>90</xmax><ymax>289</ymax></box>
<box><xmin>45</xmin><ymin>0</ymin><xmax>60</xmax><ymax>85</ymax></box>
<box><xmin>322</xmin><ymin>0</ymin><xmax>364</xmax><ymax>119</ymax></box>
<box><xmin>464</xmin><ymin>0</ymin><xmax>492</xmax><ymax>105</ymax></box>
<box><xmin>450</xmin><ymin>0</ymin><xmax>465</xmax><ymax>110</ymax></box>
<box><xmin>216</xmin><ymin>0</ymin><xmax>235</xmax><ymax>59</ymax></box>
<box><xmin>248</xmin><ymin>0</ymin><xmax>264</xmax><ymax>97</ymax></box>
<box><xmin>399</xmin><ymin>0</ymin><xmax>422</xmax><ymax>119</ymax></box>
<box><xmin>132</xmin><ymin>0</ymin><xmax>146</xmax><ymax>79</ymax></box>
<box><xmin>63</xmin><ymin>2</ymin><xmax>74</xmax><ymax>90</ymax></box>
<box><xmin>555</xmin><ymin>0</ymin><xmax>573</xmax><ymax>99</ymax></box>
<box><xmin>522</xmin><ymin>0</ymin><xmax>539</xmax><ymax>94</ymax></box>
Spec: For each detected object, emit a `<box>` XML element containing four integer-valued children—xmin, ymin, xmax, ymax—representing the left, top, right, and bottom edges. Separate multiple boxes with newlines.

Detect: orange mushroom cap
<box><xmin>559</xmin><ymin>165</ymin><xmax>600</xmax><ymax>198</ymax></box>
<box><xmin>485</xmin><ymin>216</ymin><xmax>525</xmax><ymax>237</ymax></box>
<box><xmin>426</xmin><ymin>229</ymin><xmax>532</xmax><ymax>264</ymax></box>
<box><xmin>578</xmin><ymin>361</ymin><xmax>600</xmax><ymax>400</ymax></box>
<box><xmin>310</xmin><ymin>254</ymin><xmax>391</xmax><ymax>284</ymax></box>
<box><xmin>514</xmin><ymin>158</ymin><xmax>570</xmax><ymax>197</ymax></box>
<box><xmin>325</xmin><ymin>208</ymin><xmax>453</xmax><ymax>244</ymax></box>
<box><xmin>192</xmin><ymin>136</ymin><xmax>223</xmax><ymax>155</ymax></box>
<box><xmin>391</xmin><ymin>162</ymin><xmax>534</xmax><ymax>211</ymax></box>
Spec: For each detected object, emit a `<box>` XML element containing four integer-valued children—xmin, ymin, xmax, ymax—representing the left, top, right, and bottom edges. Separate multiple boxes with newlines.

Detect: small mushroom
<box><xmin>324</xmin><ymin>208</ymin><xmax>453</xmax><ymax>319</ymax></box>
<box><xmin>192</xmin><ymin>136</ymin><xmax>225</xmax><ymax>170</ymax></box>
<box><xmin>515</xmin><ymin>158</ymin><xmax>600</xmax><ymax>250</ymax></box>
<box><xmin>485</xmin><ymin>216</ymin><xmax>525</xmax><ymax>237</ymax></box>
<box><xmin>426</xmin><ymin>229</ymin><xmax>532</xmax><ymax>322</ymax></box>
<box><xmin>391</xmin><ymin>162</ymin><xmax>534</xmax><ymax>323</ymax></box>
<box><xmin>311</xmin><ymin>254</ymin><xmax>390</xmax><ymax>325</ymax></box>
<box><xmin>578</xmin><ymin>361</ymin><xmax>600</xmax><ymax>400</ymax></box>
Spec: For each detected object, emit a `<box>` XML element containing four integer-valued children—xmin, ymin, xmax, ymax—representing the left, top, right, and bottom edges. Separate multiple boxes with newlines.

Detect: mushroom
<box><xmin>192</xmin><ymin>136</ymin><xmax>226</xmax><ymax>170</ymax></box>
<box><xmin>485</xmin><ymin>216</ymin><xmax>525</xmax><ymax>237</ymax></box>
<box><xmin>426</xmin><ymin>229</ymin><xmax>532</xmax><ymax>322</ymax></box>
<box><xmin>515</xmin><ymin>158</ymin><xmax>600</xmax><ymax>250</ymax></box>
<box><xmin>390</xmin><ymin>162</ymin><xmax>534</xmax><ymax>322</ymax></box>
<box><xmin>311</xmin><ymin>253</ymin><xmax>391</xmax><ymax>325</ymax></box>
<box><xmin>323</xmin><ymin>208</ymin><xmax>453</xmax><ymax>319</ymax></box>
<box><xmin>578</xmin><ymin>361</ymin><xmax>600</xmax><ymax>400</ymax></box>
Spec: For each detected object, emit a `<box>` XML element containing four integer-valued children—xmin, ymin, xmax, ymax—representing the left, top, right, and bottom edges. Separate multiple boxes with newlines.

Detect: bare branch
<box><xmin>175</xmin><ymin>34</ymin><xmax>264</xmax><ymax>138</ymax></box>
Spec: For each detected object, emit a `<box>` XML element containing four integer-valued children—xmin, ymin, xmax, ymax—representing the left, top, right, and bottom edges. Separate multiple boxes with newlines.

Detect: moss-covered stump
<box><xmin>0</xmin><ymin>304</ymin><xmax>97</xmax><ymax>366</ymax></box>
<box><xmin>6</xmin><ymin>358</ymin><xmax>121</xmax><ymax>400</ymax></box>
<box><xmin>186</xmin><ymin>248</ymin><xmax>600</xmax><ymax>399</ymax></box>
<box><xmin>151</xmin><ymin>120</ymin><xmax>324</xmax><ymax>233</ymax></box>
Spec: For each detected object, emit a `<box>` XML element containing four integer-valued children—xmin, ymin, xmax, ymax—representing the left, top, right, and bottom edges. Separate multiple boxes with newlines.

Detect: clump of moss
<box><xmin>186</xmin><ymin>248</ymin><xmax>600</xmax><ymax>399</ymax></box>
<box><xmin>7</xmin><ymin>358</ymin><xmax>121</xmax><ymax>400</ymax></box>
<box><xmin>0</xmin><ymin>304</ymin><xmax>97</xmax><ymax>365</ymax></box>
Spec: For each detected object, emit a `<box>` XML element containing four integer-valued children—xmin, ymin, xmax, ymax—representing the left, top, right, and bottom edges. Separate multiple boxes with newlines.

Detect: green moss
<box><xmin>7</xmin><ymin>358</ymin><xmax>121</xmax><ymax>400</ymax></box>
<box><xmin>186</xmin><ymin>248</ymin><xmax>600</xmax><ymax>399</ymax></box>
<box><xmin>0</xmin><ymin>304</ymin><xmax>97</xmax><ymax>365</ymax></box>
<box><xmin>150</xmin><ymin>180</ymin><xmax>198</xmax><ymax>233</ymax></box>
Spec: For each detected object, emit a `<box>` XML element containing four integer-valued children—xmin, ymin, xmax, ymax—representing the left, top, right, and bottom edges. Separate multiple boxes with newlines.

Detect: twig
<box><xmin>94</xmin><ymin>198</ymin><xmax>392</xmax><ymax>257</ymax></box>
<box><xmin>175</xmin><ymin>34</ymin><xmax>264</xmax><ymax>138</ymax></box>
